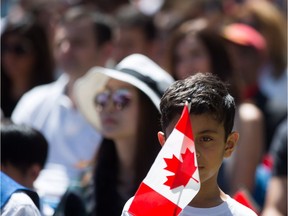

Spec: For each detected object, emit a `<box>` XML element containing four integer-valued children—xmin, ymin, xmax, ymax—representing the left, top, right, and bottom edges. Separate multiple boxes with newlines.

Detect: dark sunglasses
<box><xmin>2</xmin><ymin>43</ymin><xmax>32</xmax><ymax>56</ymax></box>
<box><xmin>94</xmin><ymin>89</ymin><xmax>132</xmax><ymax>111</ymax></box>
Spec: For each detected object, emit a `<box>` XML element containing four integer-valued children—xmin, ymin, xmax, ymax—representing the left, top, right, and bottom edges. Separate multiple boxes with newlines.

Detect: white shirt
<box><xmin>180</xmin><ymin>196</ymin><xmax>257</xmax><ymax>216</ymax></box>
<box><xmin>1</xmin><ymin>192</ymin><xmax>41</xmax><ymax>216</ymax></box>
<box><xmin>12</xmin><ymin>74</ymin><xmax>102</xmax><ymax>180</ymax></box>
<box><xmin>121</xmin><ymin>195</ymin><xmax>257</xmax><ymax>216</ymax></box>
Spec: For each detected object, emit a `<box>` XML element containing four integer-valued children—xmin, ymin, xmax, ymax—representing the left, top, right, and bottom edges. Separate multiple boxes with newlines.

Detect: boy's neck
<box><xmin>188</xmin><ymin>180</ymin><xmax>227</xmax><ymax>208</ymax></box>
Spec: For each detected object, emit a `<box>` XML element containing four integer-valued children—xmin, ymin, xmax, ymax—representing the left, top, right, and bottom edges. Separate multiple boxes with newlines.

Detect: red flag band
<box><xmin>124</xmin><ymin>102</ymin><xmax>200</xmax><ymax>216</ymax></box>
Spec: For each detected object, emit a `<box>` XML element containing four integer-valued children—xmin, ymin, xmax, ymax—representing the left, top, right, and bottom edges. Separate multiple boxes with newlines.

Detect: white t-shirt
<box><xmin>1</xmin><ymin>192</ymin><xmax>41</xmax><ymax>216</ymax></box>
<box><xmin>121</xmin><ymin>195</ymin><xmax>257</xmax><ymax>216</ymax></box>
<box><xmin>180</xmin><ymin>196</ymin><xmax>257</xmax><ymax>216</ymax></box>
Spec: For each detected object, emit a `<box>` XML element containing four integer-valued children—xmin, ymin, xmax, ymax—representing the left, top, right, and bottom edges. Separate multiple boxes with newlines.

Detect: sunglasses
<box><xmin>2</xmin><ymin>43</ymin><xmax>32</xmax><ymax>56</ymax></box>
<box><xmin>94</xmin><ymin>89</ymin><xmax>132</xmax><ymax>111</ymax></box>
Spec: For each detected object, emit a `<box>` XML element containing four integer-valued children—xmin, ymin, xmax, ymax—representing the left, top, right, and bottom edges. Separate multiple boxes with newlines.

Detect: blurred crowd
<box><xmin>1</xmin><ymin>0</ymin><xmax>287</xmax><ymax>215</ymax></box>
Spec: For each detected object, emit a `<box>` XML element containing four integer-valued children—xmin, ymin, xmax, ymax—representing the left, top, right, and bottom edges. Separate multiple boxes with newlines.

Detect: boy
<box><xmin>122</xmin><ymin>73</ymin><xmax>257</xmax><ymax>215</ymax></box>
<box><xmin>1</xmin><ymin>171</ymin><xmax>41</xmax><ymax>216</ymax></box>
<box><xmin>1</xmin><ymin>121</ymin><xmax>49</xmax><ymax>215</ymax></box>
<box><xmin>1</xmin><ymin>120</ymin><xmax>48</xmax><ymax>189</ymax></box>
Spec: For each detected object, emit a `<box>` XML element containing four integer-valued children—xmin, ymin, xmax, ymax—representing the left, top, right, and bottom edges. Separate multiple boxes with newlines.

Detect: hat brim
<box><xmin>74</xmin><ymin>66</ymin><xmax>162</xmax><ymax>130</ymax></box>
<box><xmin>222</xmin><ymin>24</ymin><xmax>266</xmax><ymax>51</ymax></box>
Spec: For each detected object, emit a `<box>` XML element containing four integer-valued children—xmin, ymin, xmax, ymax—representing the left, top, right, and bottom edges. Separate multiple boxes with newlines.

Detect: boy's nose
<box><xmin>196</xmin><ymin>151</ymin><xmax>200</xmax><ymax>158</ymax></box>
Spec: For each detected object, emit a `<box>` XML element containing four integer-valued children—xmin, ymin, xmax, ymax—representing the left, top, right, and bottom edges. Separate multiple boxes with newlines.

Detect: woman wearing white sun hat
<box><xmin>67</xmin><ymin>54</ymin><xmax>174</xmax><ymax>216</ymax></box>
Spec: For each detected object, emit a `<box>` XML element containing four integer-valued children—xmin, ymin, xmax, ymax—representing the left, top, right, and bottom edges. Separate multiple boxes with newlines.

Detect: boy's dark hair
<box><xmin>1</xmin><ymin>121</ymin><xmax>48</xmax><ymax>174</ymax></box>
<box><xmin>160</xmin><ymin>73</ymin><xmax>235</xmax><ymax>139</ymax></box>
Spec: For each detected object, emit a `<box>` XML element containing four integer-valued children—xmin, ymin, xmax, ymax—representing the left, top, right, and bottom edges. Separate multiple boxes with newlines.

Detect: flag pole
<box><xmin>173</xmin><ymin>98</ymin><xmax>192</xmax><ymax>216</ymax></box>
<box><xmin>126</xmin><ymin>97</ymin><xmax>200</xmax><ymax>216</ymax></box>
<box><xmin>185</xmin><ymin>98</ymin><xmax>191</xmax><ymax>112</ymax></box>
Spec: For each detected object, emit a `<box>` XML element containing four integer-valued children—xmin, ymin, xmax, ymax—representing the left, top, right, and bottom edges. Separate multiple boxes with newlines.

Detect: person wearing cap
<box><xmin>233</xmin><ymin>0</ymin><xmax>287</xmax><ymax>110</ymax></box>
<box><xmin>54</xmin><ymin>53</ymin><xmax>174</xmax><ymax>216</ymax></box>
<box><xmin>222</xmin><ymin>23</ymin><xmax>267</xmax><ymax>103</ymax></box>
<box><xmin>164</xmin><ymin>18</ymin><xmax>265</xmax><ymax>207</ymax></box>
<box><xmin>222</xmin><ymin>23</ymin><xmax>280</xmax><ymax>208</ymax></box>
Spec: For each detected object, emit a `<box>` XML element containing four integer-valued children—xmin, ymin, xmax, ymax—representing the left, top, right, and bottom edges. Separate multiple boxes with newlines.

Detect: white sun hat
<box><xmin>73</xmin><ymin>53</ymin><xmax>174</xmax><ymax>130</ymax></box>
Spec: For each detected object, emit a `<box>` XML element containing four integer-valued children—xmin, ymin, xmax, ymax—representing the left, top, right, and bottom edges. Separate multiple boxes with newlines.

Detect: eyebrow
<box><xmin>197</xmin><ymin>129</ymin><xmax>218</xmax><ymax>135</ymax></box>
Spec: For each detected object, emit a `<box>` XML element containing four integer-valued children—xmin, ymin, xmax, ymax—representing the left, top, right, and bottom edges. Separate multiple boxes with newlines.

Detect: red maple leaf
<box><xmin>164</xmin><ymin>148</ymin><xmax>198</xmax><ymax>189</ymax></box>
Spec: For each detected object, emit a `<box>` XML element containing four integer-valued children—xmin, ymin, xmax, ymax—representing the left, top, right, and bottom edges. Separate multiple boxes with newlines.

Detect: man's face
<box><xmin>112</xmin><ymin>27</ymin><xmax>149</xmax><ymax>63</ymax></box>
<box><xmin>54</xmin><ymin>18</ymin><xmax>99</xmax><ymax>77</ymax></box>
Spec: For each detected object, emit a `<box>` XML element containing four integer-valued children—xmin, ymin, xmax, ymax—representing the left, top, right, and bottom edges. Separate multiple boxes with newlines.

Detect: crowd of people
<box><xmin>1</xmin><ymin>0</ymin><xmax>287</xmax><ymax>215</ymax></box>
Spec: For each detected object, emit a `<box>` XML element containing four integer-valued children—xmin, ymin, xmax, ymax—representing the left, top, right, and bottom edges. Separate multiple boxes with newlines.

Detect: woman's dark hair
<box><xmin>165</xmin><ymin>18</ymin><xmax>240</xmax><ymax>103</ymax></box>
<box><xmin>94</xmin><ymin>89</ymin><xmax>161</xmax><ymax>216</ymax></box>
<box><xmin>1</xmin><ymin>14</ymin><xmax>55</xmax><ymax>117</ymax></box>
<box><xmin>166</xmin><ymin>18</ymin><xmax>232</xmax><ymax>82</ymax></box>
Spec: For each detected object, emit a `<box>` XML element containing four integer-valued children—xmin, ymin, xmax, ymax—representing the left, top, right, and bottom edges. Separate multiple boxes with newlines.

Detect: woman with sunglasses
<box><xmin>59</xmin><ymin>54</ymin><xmax>174</xmax><ymax>216</ymax></box>
<box><xmin>1</xmin><ymin>13</ymin><xmax>54</xmax><ymax>117</ymax></box>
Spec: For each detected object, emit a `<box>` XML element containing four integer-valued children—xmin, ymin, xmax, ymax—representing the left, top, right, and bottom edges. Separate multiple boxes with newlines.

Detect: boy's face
<box><xmin>158</xmin><ymin>113</ymin><xmax>238</xmax><ymax>185</ymax></box>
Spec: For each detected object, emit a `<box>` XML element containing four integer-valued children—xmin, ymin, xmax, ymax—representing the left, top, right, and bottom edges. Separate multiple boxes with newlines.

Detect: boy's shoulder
<box><xmin>2</xmin><ymin>192</ymin><xmax>41</xmax><ymax>216</ymax></box>
<box><xmin>180</xmin><ymin>195</ymin><xmax>257</xmax><ymax>216</ymax></box>
<box><xmin>225</xmin><ymin>195</ymin><xmax>258</xmax><ymax>216</ymax></box>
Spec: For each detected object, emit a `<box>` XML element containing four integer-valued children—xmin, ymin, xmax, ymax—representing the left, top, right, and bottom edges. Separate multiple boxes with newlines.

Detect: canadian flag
<box><xmin>123</xmin><ymin>102</ymin><xmax>200</xmax><ymax>216</ymax></box>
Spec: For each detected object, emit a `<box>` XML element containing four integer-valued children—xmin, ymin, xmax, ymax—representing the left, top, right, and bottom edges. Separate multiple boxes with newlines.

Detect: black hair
<box><xmin>166</xmin><ymin>18</ymin><xmax>232</xmax><ymax>82</ymax></box>
<box><xmin>115</xmin><ymin>4</ymin><xmax>156</xmax><ymax>41</ymax></box>
<box><xmin>60</xmin><ymin>5</ymin><xmax>114</xmax><ymax>47</ymax></box>
<box><xmin>160</xmin><ymin>73</ymin><xmax>235</xmax><ymax>139</ymax></box>
<box><xmin>1</xmin><ymin>13</ymin><xmax>54</xmax><ymax>117</ymax></box>
<box><xmin>94</xmin><ymin>89</ymin><xmax>161</xmax><ymax>216</ymax></box>
<box><xmin>1</xmin><ymin>121</ymin><xmax>48</xmax><ymax>174</ymax></box>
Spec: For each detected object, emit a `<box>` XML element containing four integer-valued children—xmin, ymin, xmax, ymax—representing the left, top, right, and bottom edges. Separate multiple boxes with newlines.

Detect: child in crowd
<box><xmin>122</xmin><ymin>73</ymin><xmax>257</xmax><ymax>215</ymax></box>
<box><xmin>1</xmin><ymin>120</ymin><xmax>48</xmax><ymax>189</ymax></box>
<box><xmin>1</xmin><ymin>120</ymin><xmax>49</xmax><ymax>215</ymax></box>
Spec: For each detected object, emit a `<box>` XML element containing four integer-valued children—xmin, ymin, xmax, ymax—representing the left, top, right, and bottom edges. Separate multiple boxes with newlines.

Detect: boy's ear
<box><xmin>157</xmin><ymin>131</ymin><xmax>166</xmax><ymax>147</ymax></box>
<box><xmin>224</xmin><ymin>132</ymin><xmax>239</xmax><ymax>158</ymax></box>
<box><xmin>25</xmin><ymin>164</ymin><xmax>42</xmax><ymax>187</ymax></box>
<box><xmin>28</xmin><ymin>164</ymin><xmax>41</xmax><ymax>182</ymax></box>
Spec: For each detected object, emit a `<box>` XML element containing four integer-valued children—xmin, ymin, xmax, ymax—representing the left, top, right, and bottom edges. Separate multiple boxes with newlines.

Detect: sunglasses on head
<box><xmin>2</xmin><ymin>43</ymin><xmax>31</xmax><ymax>56</ymax></box>
<box><xmin>94</xmin><ymin>89</ymin><xmax>132</xmax><ymax>111</ymax></box>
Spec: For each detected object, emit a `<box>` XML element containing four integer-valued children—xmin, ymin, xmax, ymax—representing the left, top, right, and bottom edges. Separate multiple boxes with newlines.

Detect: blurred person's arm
<box><xmin>228</xmin><ymin>103</ymin><xmax>264</xmax><ymax>194</ymax></box>
<box><xmin>262</xmin><ymin>119</ymin><xmax>287</xmax><ymax>216</ymax></box>
<box><xmin>261</xmin><ymin>176</ymin><xmax>287</xmax><ymax>216</ymax></box>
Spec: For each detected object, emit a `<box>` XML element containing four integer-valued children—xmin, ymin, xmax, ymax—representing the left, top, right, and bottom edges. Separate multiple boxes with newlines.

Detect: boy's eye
<box><xmin>200</xmin><ymin>136</ymin><xmax>212</xmax><ymax>142</ymax></box>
